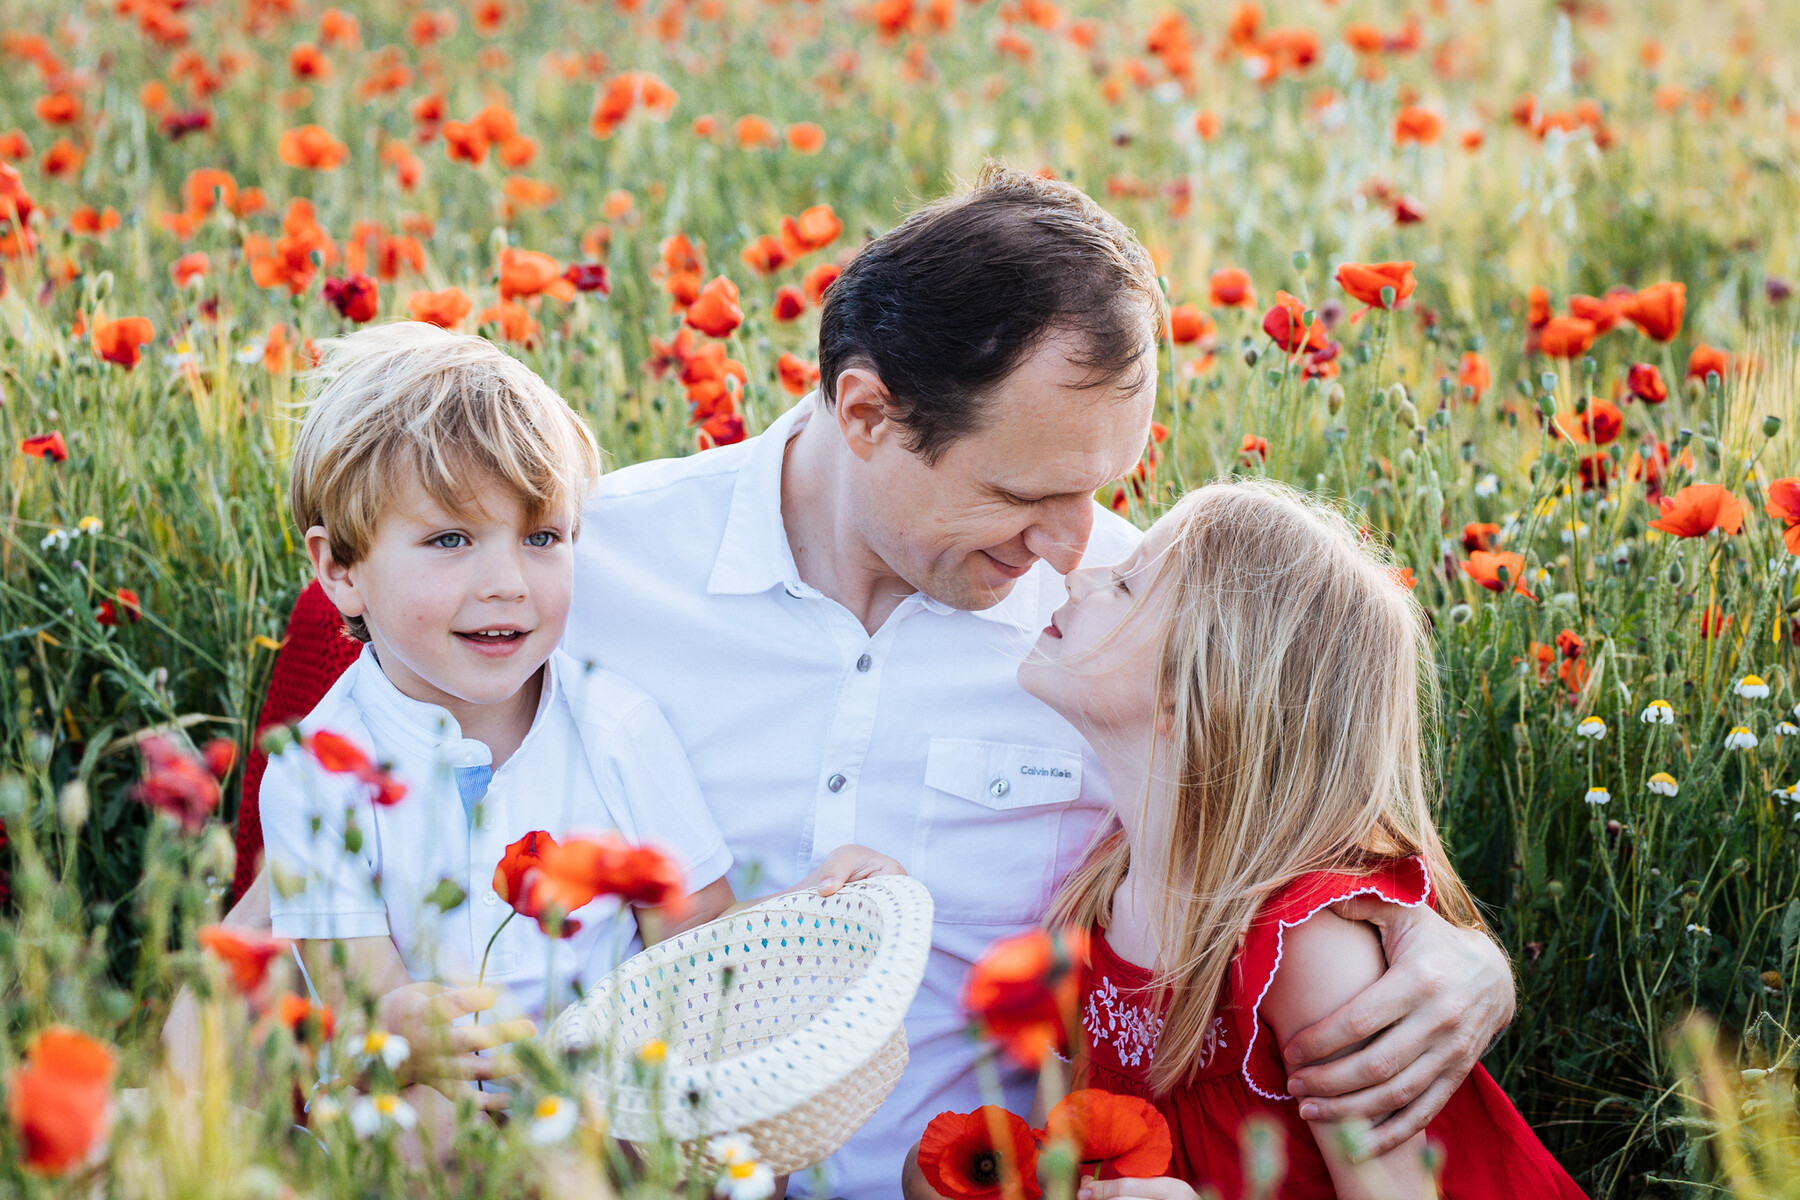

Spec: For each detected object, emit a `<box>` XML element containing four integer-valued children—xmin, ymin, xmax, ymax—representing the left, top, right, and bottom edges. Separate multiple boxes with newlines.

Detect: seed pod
<box><xmin>1667</xmin><ymin>559</ymin><xmax>1685</xmax><ymax>586</ymax></box>
<box><xmin>1292</xmin><ymin>250</ymin><xmax>1310</xmax><ymax>270</ymax></box>
<box><xmin>1327</xmin><ymin>382</ymin><xmax>1345</xmax><ymax>414</ymax></box>
<box><xmin>1397</xmin><ymin>400</ymin><xmax>1419</xmax><ymax>428</ymax></box>
<box><xmin>1764</xmin><ymin>415</ymin><xmax>1783</xmax><ymax>438</ymax></box>
<box><xmin>1449</xmin><ymin>603</ymin><xmax>1473</xmax><ymax>625</ymax></box>
<box><xmin>1536</xmin><ymin>394</ymin><xmax>1557</xmax><ymax>417</ymax></box>
<box><xmin>1243</xmin><ymin>345</ymin><xmax>1259</xmax><ymax>367</ymax></box>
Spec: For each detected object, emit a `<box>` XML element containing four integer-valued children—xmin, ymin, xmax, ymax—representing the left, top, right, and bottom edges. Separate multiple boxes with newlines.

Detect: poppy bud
<box><xmin>90</xmin><ymin>270</ymin><xmax>113</xmax><ymax>304</ymax></box>
<box><xmin>1667</xmin><ymin>559</ymin><xmax>1684</xmax><ymax>586</ymax></box>
<box><xmin>1536</xmin><ymin>394</ymin><xmax>1556</xmax><ymax>417</ymax></box>
<box><xmin>1397</xmin><ymin>400</ymin><xmax>1418</xmax><ymax>428</ymax></box>
<box><xmin>1242</xmin><ymin>345</ymin><xmax>1258</xmax><ymax>367</ymax></box>
<box><xmin>1540</xmin><ymin>371</ymin><xmax>1558</xmax><ymax>392</ymax></box>
<box><xmin>1764</xmin><ymin>415</ymin><xmax>1783</xmax><ymax>438</ymax></box>
<box><xmin>1398</xmin><ymin>448</ymin><xmax>1416</xmax><ymax>474</ymax></box>
<box><xmin>344</xmin><ymin>824</ymin><xmax>363</xmax><ymax>855</ymax></box>
<box><xmin>1292</xmin><ymin>250</ymin><xmax>1309</xmax><ymax>269</ymax></box>
<box><xmin>1370</xmin><ymin>388</ymin><xmax>1386</xmax><ymax>409</ymax></box>
<box><xmin>1449</xmin><ymin>603</ymin><xmax>1473</xmax><ymax>625</ymax></box>
<box><xmin>1516</xmin><ymin>378</ymin><xmax>1534</xmax><ymax>398</ymax></box>
<box><xmin>1327</xmin><ymin>383</ymin><xmax>1344</xmax><ymax>413</ymax></box>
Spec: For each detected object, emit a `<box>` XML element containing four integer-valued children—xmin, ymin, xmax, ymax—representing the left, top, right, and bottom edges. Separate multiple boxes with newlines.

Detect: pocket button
<box><xmin>989</xmin><ymin>778</ymin><xmax>1010</xmax><ymax>799</ymax></box>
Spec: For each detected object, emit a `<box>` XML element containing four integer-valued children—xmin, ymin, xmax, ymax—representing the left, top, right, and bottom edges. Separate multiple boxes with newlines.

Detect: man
<box><xmin>565</xmin><ymin>165</ymin><xmax>1515</xmax><ymax>1197</ymax></box>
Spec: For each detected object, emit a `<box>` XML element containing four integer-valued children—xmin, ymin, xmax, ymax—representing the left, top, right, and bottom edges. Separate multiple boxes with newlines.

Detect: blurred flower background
<box><xmin>3</xmin><ymin>0</ymin><xmax>1800</xmax><ymax>1195</ymax></box>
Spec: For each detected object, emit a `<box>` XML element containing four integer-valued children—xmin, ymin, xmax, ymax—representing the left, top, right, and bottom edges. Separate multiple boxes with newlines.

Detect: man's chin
<box><xmin>920</xmin><ymin>570</ymin><xmax>1021</xmax><ymax>614</ymax></box>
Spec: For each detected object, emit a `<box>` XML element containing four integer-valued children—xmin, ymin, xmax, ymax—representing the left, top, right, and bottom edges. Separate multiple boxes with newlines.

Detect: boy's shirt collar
<box><xmin>348</xmin><ymin>644</ymin><xmax>562</xmax><ymax>769</ymax></box>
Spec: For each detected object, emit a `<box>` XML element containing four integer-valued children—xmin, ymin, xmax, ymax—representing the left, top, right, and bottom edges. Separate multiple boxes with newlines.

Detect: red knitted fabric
<box><xmin>231</xmin><ymin>581</ymin><xmax>363</xmax><ymax>905</ymax></box>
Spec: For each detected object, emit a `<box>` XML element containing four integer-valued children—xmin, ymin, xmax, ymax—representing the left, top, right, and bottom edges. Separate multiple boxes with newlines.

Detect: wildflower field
<box><xmin>4</xmin><ymin>0</ymin><xmax>1800</xmax><ymax>1194</ymax></box>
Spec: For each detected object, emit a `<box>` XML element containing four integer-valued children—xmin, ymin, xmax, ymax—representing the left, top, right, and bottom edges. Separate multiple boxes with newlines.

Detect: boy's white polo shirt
<box><xmin>262</xmin><ymin>646</ymin><xmax>732</xmax><ymax>1021</ymax></box>
<box><xmin>567</xmin><ymin>397</ymin><xmax>1143</xmax><ymax>1199</ymax></box>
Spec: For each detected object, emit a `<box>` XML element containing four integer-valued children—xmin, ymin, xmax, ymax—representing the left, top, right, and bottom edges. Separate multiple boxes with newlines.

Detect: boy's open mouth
<box><xmin>455</xmin><ymin>627</ymin><xmax>529</xmax><ymax>648</ymax></box>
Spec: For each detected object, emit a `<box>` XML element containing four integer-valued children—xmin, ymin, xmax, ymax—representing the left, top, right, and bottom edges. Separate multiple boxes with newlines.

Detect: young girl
<box><xmin>1019</xmin><ymin>480</ymin><xmax>1584</xmax><ymax>1200</ymax></box>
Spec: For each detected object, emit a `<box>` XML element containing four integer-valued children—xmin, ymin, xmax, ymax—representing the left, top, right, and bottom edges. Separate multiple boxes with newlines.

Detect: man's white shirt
<box><xmin>262</xmin><ymin>645</ymin><xmax>732</xmax><ymax>1021</ymax></box>
<box><xmin>567</xmin><ymin>398</ymin><xmax>1143</xmax><ymax>1198</ymax></box>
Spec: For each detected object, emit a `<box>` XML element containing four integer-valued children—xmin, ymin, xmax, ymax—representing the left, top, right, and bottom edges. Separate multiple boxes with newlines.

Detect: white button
<box><xmin>856</xmin><ymin>654</ymin><xmax>872</xmax><ymax>672</ymax></box>
<box><xmin>483</xmin><ymin>891</ymin><xmax>499</xmax><ymax>906</ymax></box>
<box><xmin>989</xmin><ymin>778</ymin><xmax>1010</xmax><ymax>799</ymax></box>
<box><xmin>828</xmin><ymin>773</ymin><xmax>847</xmax><ymax>793</ymax></box>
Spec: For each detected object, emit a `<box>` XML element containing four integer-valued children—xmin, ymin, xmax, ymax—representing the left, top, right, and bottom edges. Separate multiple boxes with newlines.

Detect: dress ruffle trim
<box><xmin>1238</xmin><ymin>856</ymin><xmax>1433</xmax><ymax>1101</ymax></box>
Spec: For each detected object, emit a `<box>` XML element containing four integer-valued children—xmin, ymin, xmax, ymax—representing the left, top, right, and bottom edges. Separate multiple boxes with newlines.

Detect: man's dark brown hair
<box><xmin>817</xmin><ymin>163</ymin><xmax>1165</xmax><ymax>465</ymax></box>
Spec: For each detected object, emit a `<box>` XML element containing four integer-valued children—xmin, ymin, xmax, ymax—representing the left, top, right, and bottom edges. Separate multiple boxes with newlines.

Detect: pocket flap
<box><xmin>924</xmin><ymin>738</ymin><xmax>1082</xmax><ymax>810</ymax></box>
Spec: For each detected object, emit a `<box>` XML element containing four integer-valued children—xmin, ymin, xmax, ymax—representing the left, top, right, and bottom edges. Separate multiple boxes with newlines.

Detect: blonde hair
<box><xmin>1047</xmin><ymin>478</ymin><xmax>1490</xmax><ymax>1094</ymax></box>
<box><xmin>289</xmin><ymin>321</ymin><xmax>602</xmax><ymax>640</ymax></box>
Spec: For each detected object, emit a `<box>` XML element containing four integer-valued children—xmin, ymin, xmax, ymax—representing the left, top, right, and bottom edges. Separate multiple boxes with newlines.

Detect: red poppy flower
<box><xmin>1765</xmin><ymin>477</ymin><xmax>1800</xmax><ymax>556</ymax></box>
<box><xmin>197</xmin><ymin>925</ymin><xmax>290</xmax><ymax>995</ymax></box>
<box><xmin>33</xmin><ymin>93</ymin><xmax>81</xmax><ymax>125</ymax></box>
<box><xmin>803</xmin><ymin>262</ymin><xmax>841</xmax><ymax>305</ymax></box>
<box><xmin>275</xmin><ymin>994</ymin><xmax>335</xmax><ymax>1044</ymax></box>
<box><xmin>6</xmin><ymin>1026</ymin><xmax>116</xmax><ymax>1176</ymax></box>
<box><xmin>1043</xmin><ymin>1089</ymin><xmax>1173</xmax><ymax>1181</ymax></box>
<box><xmin>563</xmin><ymin>263</ymin><xmax>611</xmax><ymax>293</ymax></box>
<box><xmin>306</xmin><ymin>729</ymin><xmax>371</xmax><ymax>775</ymax></box>
<box><xmin>1618</xmin><ymin>282</ymin><xmax>1685</xmax><ymax>342</ymax></box>
<box><xmin>1555</xmin><ymin>629</ymin><xmax>1585</xmax><ymax>660</ymax></box>
<box><xmin>741</xmin><ymin>234</ymin><xmax>790</xmax><ymax>275</ymax></box>
<box><xmin>917</xmin><ymin>1107</ymin><xmax>1042</xmax><ymax>1200</ymax></box>
<box><xmin>1696</xmin><ymin>605</ymin><xmax>1731</xmax><ymax>638</ymax></box>
<box><xmin>171</xmin><ymin>251</ymin><xmax>209</xmax><ymax>288</ymax></box>
<box><xmin>1261</xmin><ymin>290</ymin><xmax>1325</xmax><ymax>354</ymax></box>
<box><xmin>1392</xmin><ymin>106</ymin><xmax>1442</xmax><ymax>144</ymax></box>
<box><xmin>1457</xmin><ymin>351</ymin><xmax>1489</xmax><ymax>400</ymax></box>
<box><xmin>498</xmin><ymin>248</ymin><xmax>573</xmax><ymax>301</ymax></box>
<box><xmin>1526</xmin><ymin>286</ymin><xmax>1552</xmax><ymax>331</ymax></box>
<box><xmin>20</xmin><ymin>433</ymin><xmax>67</xmax><ymax>462</ymax></box>
<box><xmin>277</xmin><ymin>124</ymin><xmax>348</xmax><ymax>170</ymax></box>
<box><xmin>1537</xmin><ymin>316</ymin><xmax>1596</xmax><ymax>360</ymax></box>
<box><xmin>1461</xmin><ymin>550</ymin><xmax>1534</xmax><ymax>600</ymax></box>
<box><xmin>1627</xmin><ymin>363</ymin><xmax>1667</xmax><ymax>404</ymax></box>
<box><xmin>1567</xmin><ymin>294</ymin><xmax>1620</xmax><ymax>336</ymax></box>
<box><xmin>132</xmin><ymin>735</ymin><xmax>220</xmax><ymax>833</ymax></box>
<box><xmin>493</xmin><ymin>831</ymin><xmax>586</xmax><ymax>936</ymax></box>
<box><xmin>778</xmin><ymin>353</ymin><xmax>821</xmax><ymax>397</ymax></box>
<box><xmin>1649</xmin><ymin>483</ymin><xmax>1744</xmax><ymax>537</ymax></box>
<box><xmin>785</xmin><ymin>122</ymin><xmax>826</xmax><ymax>153</ymax></box>
<box><xmin>961</xmin><ymin>926</ymin><xmax>1088</xmax><ymax>1067</ymax></box>
<box><xmin>1167</xmin><ymin>304</ymin><xmax>1211</xmax><ymax>345</ymax></box>
<box><xmin>686</xmin><ymin>276</ymin><xmax>744</xmax><ymax>338</ymax></box>
<box><xmin>1208</xmin><ymin>267</ymin><xmax>1255</xmax><ymax>309</ymax></box>
<box><xmin>322</xmin><ymin>273</ymin><xmax>379</xmax><ymax>323</ymax></box>
<box><xmin>1686</xmin><ymin>343</ymin><xmax>1729</xmax><ymax>382</ymax></box>
<box><xmin>1556</xmin><ymin>398</ymin><xmax>1623</xmax><ymax>445</ymax></box>
<box><xmin>1577</xmin><ymin>454</ymin><xmax>1611</xmax><ymax>492</ymax></box>
<box><xmin>530</xmin><ymin>834</ymin><xmax>686</xmax><ymax>921</ymax></box>
<box><xmin>1461</xmin><ymin>522</ymin><xmax>1499</xmax><ymax>553</ymax></box>
<box><xmin>1335</xmin><ymin>261</ymin><xmax>1416</xmax><ymax>310</ymax></box>
<box><xmin>1239</xmin><ymin>434</ymin><xmax>1268</xmax><ymax>462</ymax></box>
<box><xmin>408</xmin><ymin>287</ymin><xmax>473</xmax><ymax>329</ymax></box>
<box><xmin>698</xmin><ymin>411</ymin><xmax>746</xmax><ymax>449</ymax></box>
<box><xmin>202</xmin><ymin>736</ymin><xmax>237</xmax><ymax>779</ymax></box>
<box><xmin>289</xmin><ymin>43</ymin><xmax>332</xmax><ymax>80</ymax></box>
<box><xmin>772</xmin><ymin>285</ymin><xmax>808</xmax><ymax>321</ymax></box>
<box><xmin>96</xmin><ymin>588</ymin><xmax>142</xmax><ymax>626</ymax></box>
<box><xmin>93</xmin><ymin>317</ymin><xmax>155</xmax><ymax>369</ymax></box>
<box><xmin>442</xmin><ymin>120</ymin><xmax>489</xmax><ymax>164</ymax></box>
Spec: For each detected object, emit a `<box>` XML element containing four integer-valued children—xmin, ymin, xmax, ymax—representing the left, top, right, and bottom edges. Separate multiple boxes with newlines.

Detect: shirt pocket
<box><xmin>918</xmin><ymin>738</ymin><xmax>1082</xmax><ymax>926</ymax></box>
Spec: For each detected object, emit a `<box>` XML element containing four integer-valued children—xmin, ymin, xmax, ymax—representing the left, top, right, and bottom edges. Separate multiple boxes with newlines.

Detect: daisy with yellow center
<box><xmin>1735</xmin><ymin>674</ymin><xmax>1771</xmax><ymax>699</ymax></box>
<box><xmin>529</xmin><ymin>1094</ymin><xmax>580</xmax><ymax>1144</ymax></box>
<box><xmin>1584</xmin><ymin>787</ymin><xmax>1611</xmax><ymax>806</ymax></box>
<box><xmin>1647</xmin><ymin>773</ymin><xmax>1679</xmax><ymax>797</ymax></box>
<box><xmin>1576</xmin><ymin>716</ymin><xmax>1607</xmax><ymax>740</ymax></box>
<box><xmin>1726</xmin><ymin>727</ymin><xmax>1759</xmax><ymax>750</ymax></box>
<box><xmin>1640</xmin><ymin>700</ymin><xmax>1675</xmax><ymax>725</ymax></box>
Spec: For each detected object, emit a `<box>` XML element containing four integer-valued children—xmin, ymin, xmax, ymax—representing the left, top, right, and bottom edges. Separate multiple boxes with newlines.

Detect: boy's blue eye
<box><xmin>525</xmin><ymin>531</ymin><xmax>557</xmax><ymax>548</ymax></box>
<box><xmin>431</xmin><ymin>532</ymin><xmax>468</xmax><ymax>549</ymax></box>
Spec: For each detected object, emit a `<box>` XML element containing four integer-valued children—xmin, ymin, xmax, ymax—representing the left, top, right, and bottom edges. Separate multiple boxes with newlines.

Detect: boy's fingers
<box><xmin>443</xmin><ymin>1019</ymin><xmax>536</xmax><ymax>1054</ymax></box>
<box><xmin>431</xmin><ymin>1051</ymin><xmax>517</xmax><ymax>1081</ymax></box>
<box><xmin>428</xmin><ymin>986</ymin><xmax>499</xmax><ymax>1022</ymax></box>
<box><xmin>457</xmin><ymin>1082</ymin><xmax>512</xmax><ymax>1112</ymax></box>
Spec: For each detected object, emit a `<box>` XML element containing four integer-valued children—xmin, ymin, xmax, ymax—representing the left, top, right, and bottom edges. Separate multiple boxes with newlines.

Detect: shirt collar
<box><xmin>350</xmin><ymin>644</ymin><xmax>562</xmax><ymax>767</ymax></box>
<box><xmin>705</xmin><ymin>393</ymin><xmax>1049</xmax><ymax>629</ymax></box>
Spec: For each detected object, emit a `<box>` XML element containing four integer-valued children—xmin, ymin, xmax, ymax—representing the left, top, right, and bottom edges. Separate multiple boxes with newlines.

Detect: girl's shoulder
<box><xmin>1226</xmin><ymin>856</ymin><xmax>1433</xmax><ymax>1101</ymax></box>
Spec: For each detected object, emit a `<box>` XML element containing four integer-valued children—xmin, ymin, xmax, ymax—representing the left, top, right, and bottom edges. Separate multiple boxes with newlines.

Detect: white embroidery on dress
<box><xmin>1083</xmin><ymin>975</ymin><xmax>1173</xmax><ymax>1068</ymax></box>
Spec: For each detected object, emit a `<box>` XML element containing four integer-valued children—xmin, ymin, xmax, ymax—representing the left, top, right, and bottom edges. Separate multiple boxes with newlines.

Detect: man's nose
<box><xmin>1023</xmin><ymin>498</ymin><xmax>1095</xmax><ymax>576</ymax></box>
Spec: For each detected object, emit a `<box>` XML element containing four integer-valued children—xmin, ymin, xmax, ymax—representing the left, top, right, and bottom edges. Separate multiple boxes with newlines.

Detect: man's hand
<box><xmin>373</xmin><ymin>982</ymin><xmax>536</xmax><ymax>1110</ymax></box>
<box><xmin>792</xmin><ymin>844</ymin><xmax>907</xmax><ymax>897</ymax></box>
<box><xmin>1281</xmin><ymin>899</ymin><xmax>1515</xmax><ymax>1157</ymax></box>
<box><xmin>1078</xmin><ymin>1179</ymin><xmax>1199</xmax><ymax>1200</ymax></box>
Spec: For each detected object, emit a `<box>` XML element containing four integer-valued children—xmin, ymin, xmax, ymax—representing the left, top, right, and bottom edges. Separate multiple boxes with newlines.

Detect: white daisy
<box><xmin>355</xmin><ymin>1030</ymin><xmax>410</xmax><ymax>1071</ymax></box>
<box><xmin>1475</xmin><ymin>473</ymin><xmax>1499</xmax><ymax>497</ymax></box>
<box><xmin>1687</xmin><ymin>924</ymin><xmax>1711</xmax><ymax>937</ymax></box>
<box><xmin>1647</xmin><ymin>773</ymin><xmax>1679</xmax><ymax>797</ymax></box>
<box><xmin>1726</xmin><ymin>727</ymin><xmax>1760</xmax><ymax>750</ymax></box>
<box><xmin>1640</xmin><ymin>700</ymin><xmax>1675</xmax><ymax>725</ymax></box>
<box><xmin>528</xmin><ymin>1095</ymin><xmax>580</xmax><ymax>1145</ymax></box>
<box><xmin>1584</xmin><ymin>787</ymin><xmax>1611</xmax><ymax>806</ymax></box>
<box><xmin>1734</xmin><ymin>674</ymin><xmax>1771</xmax><ymax>699</ymax></box>
<box><xmin>1777</xmin><ymin>723</ymin><xmax>1799</xmax><ymax>738</ymax></box>
<box><xmin>349</xmin><ymin>1092</ymin><xmax>417</xmax><ymax>1139</ymax></box>
<box><xmin>717</xmin><ymin>1161</ymin><xmax>776</xmax><ymax>1200</ymax></box>
<box><xmin>1576</xmin><ymin>716</ymin><xmax>1607</xmax><ymax>740</ymax></box>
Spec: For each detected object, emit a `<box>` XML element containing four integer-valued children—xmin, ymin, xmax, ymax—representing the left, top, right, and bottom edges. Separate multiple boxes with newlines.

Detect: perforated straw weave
<box><xmin>548</xmin><ymin>874</ymin><xmax>934</xmax><ymax>1175</ymax></box>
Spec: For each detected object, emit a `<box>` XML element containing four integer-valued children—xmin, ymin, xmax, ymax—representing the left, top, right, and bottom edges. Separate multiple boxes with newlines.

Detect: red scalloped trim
<box><xmin>1239</xmin><ymin>856</ymin><xmax>1433</xmax><ymax>1101</ymax></box>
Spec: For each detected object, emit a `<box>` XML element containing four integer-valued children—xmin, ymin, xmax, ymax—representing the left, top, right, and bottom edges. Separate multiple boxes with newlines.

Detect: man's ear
<box><xmin>304</xmin><ymin>525</ymin><xmax>366</xmax><ymax>622</ymax></box>
<box><xmin>832</xmin><ymin>367</ymin><xmax>901</xmax><ymax>464</ymax></box>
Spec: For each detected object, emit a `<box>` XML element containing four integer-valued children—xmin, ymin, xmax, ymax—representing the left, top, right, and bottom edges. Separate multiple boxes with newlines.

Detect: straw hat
<box><xmin>547</xmin><ymin>874</ymin><xmax>935</xmax><ymax>1175</ymax></box>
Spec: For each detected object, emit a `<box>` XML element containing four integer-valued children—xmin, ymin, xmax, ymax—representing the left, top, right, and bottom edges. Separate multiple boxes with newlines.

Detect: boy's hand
<box><xmin>794</xmin><ymin>844</ymin><xmax>907</xmax><ymax>897</ymax></box>
<box><xmin>374</xmin><ymin>982</ymin><xmax>535</xmax><ymax>1108</ymax></box>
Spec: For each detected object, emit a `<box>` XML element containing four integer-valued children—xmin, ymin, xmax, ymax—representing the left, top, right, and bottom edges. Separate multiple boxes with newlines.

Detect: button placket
<box><xmin>807</xmin><ymin>602</ymin><xmax>913</xmax><ymax>861</ymax></box>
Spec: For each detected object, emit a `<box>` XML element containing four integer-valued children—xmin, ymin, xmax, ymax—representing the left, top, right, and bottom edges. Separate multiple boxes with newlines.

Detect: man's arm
<box><xmin>1280</xmin><ymin>899</ymin><xmax>1515</xmax><ymax>1158</ymax></box>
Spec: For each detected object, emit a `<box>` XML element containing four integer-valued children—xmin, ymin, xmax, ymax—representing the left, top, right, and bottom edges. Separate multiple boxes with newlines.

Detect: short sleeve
<box><xmin>261</xmin><ymin>742</ymin><xmax>392</xmax><ymax>940</ymax></box>
<box><xmin>589</xmin><ymin>697</ymin><xmax>733</xmax><ymax>895</ymax></box>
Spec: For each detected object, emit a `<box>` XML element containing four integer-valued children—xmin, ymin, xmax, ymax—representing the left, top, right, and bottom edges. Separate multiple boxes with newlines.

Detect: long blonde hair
<box><xmin>1047</xmin><ymin>479</ymin><xmax>1490</xmax><ymax>1094</ymax></box>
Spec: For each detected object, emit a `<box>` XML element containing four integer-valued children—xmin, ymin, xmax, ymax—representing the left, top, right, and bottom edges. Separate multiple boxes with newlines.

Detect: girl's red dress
<box><xmin>1071</xmin><ymin>857</ymin><xmax>1586</xmax><ymax>1198</ymax></box>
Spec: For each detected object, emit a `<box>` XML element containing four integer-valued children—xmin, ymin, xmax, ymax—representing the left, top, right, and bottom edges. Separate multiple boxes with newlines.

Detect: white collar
<box><xmin>704</xmin><ymin>395</ymin><xmax>1043</xmax><ymax>629</ymax></box>
<box><xmin>349</xmin><ymin>644</ymin><xmax>563</xmax><ymax>768</ymax></box>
